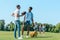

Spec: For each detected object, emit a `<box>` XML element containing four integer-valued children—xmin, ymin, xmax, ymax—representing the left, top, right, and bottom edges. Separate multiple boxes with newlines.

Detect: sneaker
<box><xmin>21</xmin><ymin>35</ymin><xmax>24</xmax><ymax>38</ymax></box>
<box><xmin>26</xmin><ymin>36</ymin><xmax>29</xmax><ymax>38</ymax></box>
<box><xmin>18</xmin><ymin>37</ymin><xmax>23</xmax><ymax>40</ymax></box>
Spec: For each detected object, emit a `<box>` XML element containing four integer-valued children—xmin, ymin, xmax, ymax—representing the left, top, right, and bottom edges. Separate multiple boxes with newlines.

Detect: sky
<box><xmin>0</xmin><ymin>0</ymin><xmax>60</xmax><ymax>25</ymax></box>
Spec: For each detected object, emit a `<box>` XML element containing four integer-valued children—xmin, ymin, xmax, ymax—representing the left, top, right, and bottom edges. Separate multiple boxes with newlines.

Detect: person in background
<box><xmin>33</xmin><ymin>22</ymin><xmax>38</xmax><ymax>31</ymax></box>
<box><xmin>42</xmin><ymin>24</ymin><xmax>45</xmax><ymax>34</ymax></box>
<box><xmin>39</xmin><ymin>24</ymin><xmax>45</xmax><ymax>36</ymax></box>
<box><xmin>39</xmin><ymin>24</ymin><xmax>42</xmax><ymax>34</ymax></box>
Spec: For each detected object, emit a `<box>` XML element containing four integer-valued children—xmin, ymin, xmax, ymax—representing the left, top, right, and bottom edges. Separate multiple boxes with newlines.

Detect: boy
<box><xmin>42</xmin><ymin>24</ymin><xmax>45</xmax><ymax>34</ymax></box>
<box><xmin>39</xmin><ymin>24</ymin><xmax>42</xmax><ymax>34</ymax></box>
<box><xmin>21</xmin><ymin>7</ymin><xmax>34</xmax><ymax>38</ymax></box>
<box><xmin>39</xmin><ymin>24</ymin><xmax>45</xmax><ymax>36</ymax></box>
<box><xmin>33</xmin><ymin>22</ymin><xmax>38</xmax><ymax>31</ymax></box>
<box><xmin>12</xmin><ymin>5</ymin><xmax>23</xmax><ymax>39</ymax></box>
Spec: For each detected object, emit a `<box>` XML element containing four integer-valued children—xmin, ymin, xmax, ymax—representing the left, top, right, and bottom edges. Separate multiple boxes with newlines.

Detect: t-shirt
<box><xmin>33</xmin><ymin>24</ymin><xmax>38</xmax><ymax>31</ymax></box>
<box><xmin>25</xmin><ymin>12</ymin><xmax>33</xmax><ymax>23</ymax></box>
<box><xmin>42</xmin><ymin>26</ymin><xmax>45</xmax><ymax>28</ymax></box>
<box><xmin>13</xmin><ymin>9</ymin><xmax>20</xmax><ymax>20</ymax></box>
<box><xmin>34</xmin><ymin>24</ymin><xmax>38</xmax><ymax>29</ymax></box>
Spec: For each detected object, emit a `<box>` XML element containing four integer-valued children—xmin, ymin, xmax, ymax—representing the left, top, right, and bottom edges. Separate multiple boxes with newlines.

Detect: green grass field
<box><xmin>0</xmin><ymin>31</ymin><xmax>60</xmax><ymax>40</ymax></box>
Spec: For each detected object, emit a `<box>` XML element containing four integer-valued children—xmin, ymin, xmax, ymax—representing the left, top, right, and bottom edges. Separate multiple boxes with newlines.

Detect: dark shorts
<box><xmin>25</xmin><ymin>21</ymin><xmax>30</xmax><ymax>25</ymax></box>
<box><xmin>22</xmin><ymin>21</ymin><xmax>30</xmax><ymax>31</ymax></box>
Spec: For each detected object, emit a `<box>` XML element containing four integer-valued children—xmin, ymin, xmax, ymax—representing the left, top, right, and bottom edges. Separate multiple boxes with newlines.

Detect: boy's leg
<box><xmin>26</xmin><ymin>25</ymin><xmax>30</xmax><ymax>38</ymax></box>
<box><xmin>21</xmin><ymin>22</ymin><xmax>25</xmax><ymax>36</ymax></box>
<box><xmin>27</xmin><ymin>26</ymin><xmax>30</xmax><ymax>36</ymax></box>
<box><xmin>17</xmin><ymin>20</ymin><xmax>23</xmax><ymax>39</ymax></box>
<box><xmin>22</xmin><ymin>27</ymin><xmax>24</xmax><ymax>35</ymax></box>
<box><xmin>25</xmin><ymin>21</ymin><xmax>30</xmax><ymax>38</ymax></box>
<box><xmin>39</xmin><ymin>28</ymin><xmax>42</xmax><ymax>34</ymax></box>
<box><xmin>14</xmin><ymin>22</ymin><xmax>17</xmax><ymax>38</ymax></box>
<box><xmin>17</xmin><ymin>21</ymin><xmax>20</xmax><ymax>37</ymax></box>
<box><xmin>27</xmin><ymin>21</ymin><xmax>30</xmax><ymax>36</ymax></box>
<box><xmin>43</xmin><ymin>28</ymin><xmax>45</xmax><ymax>33</ymax></box>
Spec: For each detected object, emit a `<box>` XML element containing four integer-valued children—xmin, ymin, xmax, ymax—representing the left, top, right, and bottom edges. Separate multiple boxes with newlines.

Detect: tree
<box><xmin>0</xmin><ymin>20</ymin><xmax>5</xmax><ymax>30</ymax></box>
<box><xmin>54</xmin><ymin>23</ymin><xmax>60</xmax><ymax>33</ymax></box>
<box><xmin>5</xmin><ymin>22</ymin><xmax>15</xmax><ymax>31</ymax></box>
<box><xmin>9</xmin><ymin>22</ymin><xmax>15</xmax><ymax>31</ymax></box>
<box><xmin>44</xmin><ymin>23</ymin><xmax>50</xmax><ymax>32</ymax></box>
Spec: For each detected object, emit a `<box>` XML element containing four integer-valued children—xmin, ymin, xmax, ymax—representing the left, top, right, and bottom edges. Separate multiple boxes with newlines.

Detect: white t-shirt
<box><xmin>34</xmin><ymin>24</ymin><xmax>38</xmax><ymax>29</ymax></box>
<box><xmin>42</xmin><ymin>26</ymin><xmax>45</xmax><ymax>28</ymax></box>
<box><xmin>13</xmin><ymin>9</ymin><xmax>20</xmax><ymax>20</ymax></box>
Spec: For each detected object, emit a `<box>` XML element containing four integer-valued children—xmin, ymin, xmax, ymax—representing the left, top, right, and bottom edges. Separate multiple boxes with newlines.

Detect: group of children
<box><xmin>33</xmin><ymin>22</ymin><xmax>45</xmax><ymax>35</ymax></box>
<box><xmin>29</xmin><ymin>22</ymin><xmax>45</xmax><ymax>37</ymax></box>
<box><xmin>39</xmin><ymin>24</ymin><xmax>45</xmax><ymax>34</ymax></box>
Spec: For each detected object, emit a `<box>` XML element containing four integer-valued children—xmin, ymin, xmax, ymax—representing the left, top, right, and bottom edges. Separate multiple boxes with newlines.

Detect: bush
<box><xmin>54</xmin><ymin>23</ymin><xmax>60</xmax><ymax>33</ymax></box>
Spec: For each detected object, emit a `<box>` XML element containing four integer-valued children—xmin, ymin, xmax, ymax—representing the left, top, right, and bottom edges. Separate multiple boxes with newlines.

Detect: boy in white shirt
<box><xmin>12</xmin><ymin>5</ymin><xmax>23</xmax><ymax>39</ymax></box>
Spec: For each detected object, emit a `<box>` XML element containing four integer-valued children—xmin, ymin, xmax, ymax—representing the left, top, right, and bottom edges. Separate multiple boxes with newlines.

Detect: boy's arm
<box><xmin>22</xmin><ymin>15</ymin><xmax>25</xmax><ymax>27</ymax></box>
<box><xmin>12</xmin><ymin>13</ymin><xmax>14</xmax><ymax>16</ymax></box>
<box><xmin>32</xmin><ymin>18</ymin><xmax>34</xmax><ymax>26</ymax></box>
<box><xmin>32</xmin><ymin>14</ymin><xmax>34</xmax><ymax>26</ymax></box>
<box><xmin>19</xmin><ymin>11</ymin><xmax>26</xmax><ymax>17</ymax></box>
<box><xmin>24</xmin><ymin>15</ymin><xmax>25</xmax><ymax>22</ymax></box>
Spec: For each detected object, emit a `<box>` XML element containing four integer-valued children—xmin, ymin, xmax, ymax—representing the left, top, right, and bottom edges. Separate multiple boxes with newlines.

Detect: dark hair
<box><xmin>40</xmin><ymin>24</ymin><xmax>42</xmax><ymax>27</ymax></box>
<box><xmin>43</xmin><ymin>24</ymin><xmax>45</xmax><ymax>26</ymax></box>
<box><xmin>29</xmin><ymin>7</ymin><xmax>33</xmax><ymax>10</ymax></box>
<box><xmin>16</xmin><ymin>5</ymin><xmax>20</xmax><ymax>8</ymax></box>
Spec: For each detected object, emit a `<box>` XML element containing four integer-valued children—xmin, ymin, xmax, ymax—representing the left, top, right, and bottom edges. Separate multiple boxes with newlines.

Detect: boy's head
<box><xmin>28</xmin><ymin>7</ymin><xmax>33</xmax><ymax>12</ymax></box>
<box><xmin>43</xmin><ymin>24</ymin><xmax>45</xmax><ymax>26</ymax></box>
<box><xmin>39</xmin><ymin>24</ymin><xmax>42</xmax><ymax>27</ymax></box>
<box><xmin>16</xmin><ymin>5</ymin><xmax>20</xmax><ymax>9</ymax></box>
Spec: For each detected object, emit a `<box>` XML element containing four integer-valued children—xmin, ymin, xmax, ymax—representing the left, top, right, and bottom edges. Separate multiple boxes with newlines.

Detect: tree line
<box><xmin>0</xmin><ymin>20</ymin><xmax>60</xmax><ymax>33</ymax></box>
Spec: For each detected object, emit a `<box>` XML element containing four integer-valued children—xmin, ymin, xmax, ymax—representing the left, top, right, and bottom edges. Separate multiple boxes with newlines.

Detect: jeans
<box><xmin>14</xmin><ymin>20</ymin><xmax>20</xmax><ymax>38</ymax></box>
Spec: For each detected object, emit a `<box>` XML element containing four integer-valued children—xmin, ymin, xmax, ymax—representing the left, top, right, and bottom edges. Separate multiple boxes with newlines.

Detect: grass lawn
<box><xmin>0</xmin><ymin>31</ymin><xmax>60</xmax><ymax>40</ymax></box>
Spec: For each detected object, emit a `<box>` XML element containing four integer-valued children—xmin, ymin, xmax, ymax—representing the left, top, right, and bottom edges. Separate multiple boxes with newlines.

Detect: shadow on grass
<box><xmin>30</xmin><ymin>36</ymin><xmax>52</xmax><ymax>38</ymax></box>
<box><xmin>37</xmin><ymin>36</ymin><xmax>52</xmax><ymax>38</ymax></box>
<box><xmin>14</xmin><ymin>36</ymin><xmax>52</xmax><ymax>40</ymax></box>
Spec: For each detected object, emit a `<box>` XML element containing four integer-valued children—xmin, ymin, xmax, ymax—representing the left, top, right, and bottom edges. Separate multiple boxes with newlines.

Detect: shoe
<box><xmin>26</xmin><ymin>36</ymin><xmax>29</xmax><ymax>38</ymax></box>
<box><xmin>18</xmin><ymin>37</ymin><xmax>23</xmax><ymax>40</ymax></box>
<box><xmin>20</xmin><ymin>35</ymin><xmax>24</xmax><ymax>38</ymax></box>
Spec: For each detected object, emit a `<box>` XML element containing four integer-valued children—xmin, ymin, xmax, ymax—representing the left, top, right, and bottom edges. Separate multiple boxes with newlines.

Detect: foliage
<box><xmin>54</xmin><ymin>23</ymin><xmax>60</xmax><ymax>33</ymax></box>
<box><xmin>0</xmin><ymin>20</ymin><xmax>60</xmax><ymax>33</ymax></box>
<box><xmin>0</xmin><ymin>20</ymin><xmax>5</xmax><ymax>30</ymax></box>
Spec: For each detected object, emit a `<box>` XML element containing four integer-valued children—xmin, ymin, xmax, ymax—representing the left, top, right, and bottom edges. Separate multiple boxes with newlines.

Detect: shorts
<box><xmin>22</xmin><ymin>21</ymin><xmax>31</xmax><ymax>31</ymax></box>
<box><xmin>25</xmin><ymin>21</ymin><xmax>30</xmax><ymax>25</ymax></box>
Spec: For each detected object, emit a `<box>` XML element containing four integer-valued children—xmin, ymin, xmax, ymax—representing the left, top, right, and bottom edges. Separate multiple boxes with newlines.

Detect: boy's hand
<box><xmin>12</xmin><ymin>13</ymin><xmax>14</xmax><ymax>16</ymax></box>
<box><xmin>22</xmin><ymin>11</ymin><xmax>26</xmax><ymax>15</ymax></box>
<box><xmin>32</xmin><ymin>19</ymin><xmax>34</xmax><ymax>27</ymax></box>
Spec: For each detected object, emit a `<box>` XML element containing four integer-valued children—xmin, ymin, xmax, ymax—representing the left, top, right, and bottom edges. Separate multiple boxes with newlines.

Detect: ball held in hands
<box><xmin>22</xmin><ymin>11</ymin><xmax>26</xmax><ymax>15</ymax></box>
